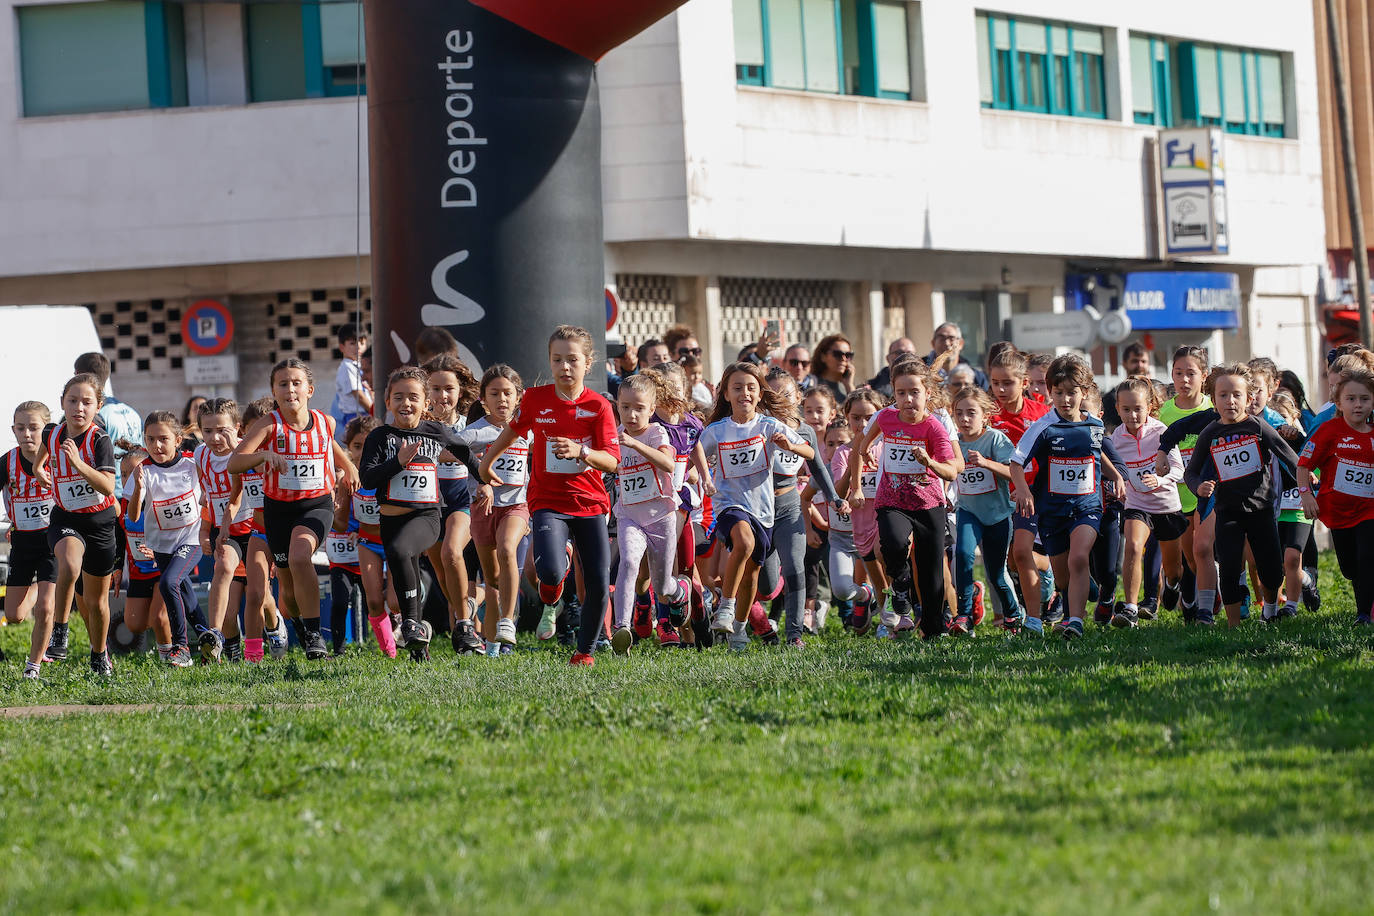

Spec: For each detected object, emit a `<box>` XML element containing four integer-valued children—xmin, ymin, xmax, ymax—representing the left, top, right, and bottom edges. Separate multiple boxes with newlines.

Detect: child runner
<box><xmin>235</xmin><ymin>397</ymin><xmax>289</xmax><ymax>663</ymax></box>
<box><xmin>359</xmin><ymin>367</ymin><xmax>481</xmax><ymax>661</ymax></box>
<box><xmin>196</xmin><ymin>399</ymin><xmax>255</xmax><ymax>661</ymax></box>
<box><xmin>802</xmin><ymin>417</ymin><xmax>875</xmax><ymax>636</ymax></box>
<box><xmin>608</xmin><ymin>371</ymin><xmax>692</xmax><ymax>655</ymax></box>
<box><xmin>1026</xmin><ymin>353</ymin><xmax>1052</xmax><ymax>403</ymax></box>
<box><xmin>1011</xmin><ymin>356</ymin><xmax>1125</xmax><ymax>639</ymax></box>
<box><xmin>848</xmin><ymin>358</ymin><xmax>960</xmax><ymax>639</ymax></box>
<box><xmin>648</xmin><ymin>360</ymin><xmax>709</xmax><ymax>645</ymax></box>
<box><xmin>1270</xmin><ymin>389</ymin><xmax>1320</xmax><ymax>617</ymax></box>
<box><xmin>343</xmin><ymin>415</ymin><xmax>397</xmax><ymax>658</ymax></box>
<box><xmin>838</xmin><ymin>389</ymin><xmax>890</xmax><ymax>633</ymax></box>
<box><xmin>32</xmin><ymin>373</ymin><xmax>120</xmax><ymax>676</ymax></box>
<box><xmin>421</xmin><ymin>353</ymin><xmax>484</xmax><ymax>654</ymax></box>
<box><xmin>793</xmin><ymin>382</ymin><xmax>844</xmax><ymax>636</ymax></box>
<box><xmin>117</xmin><ymin>451</ymin><xmax>174</xmax><ymax>665</ymax></box>
<box><xmin>480</xmin><ymin>326</ymin><xmax>620</xmax><ymax>667</ymax></box>
<box><xmin>1155</xmin><ymin>346</ymin><xmax>1213</xmax><ymax>621</ymax></box>
<box><xmin>1110</xmin><ymin>377</ymin><xmax>1186</xmax><ymax>628</ymax></box>
<box><xmin>326</xmin><ymin>476</ymin><xmax>364</xmax><ymax>655</ymax></box>
<box><xmin>462</xmin><ymin>365</ymin><xmax>530</xmax><ymax>653</ymax></box>
<box><xmin>950</xmin><ymin>386</ymin><xmax>1021</xmax><ymax>634</ymax></box>
<box><xmin>699</xmin><ymin>362</ymin><xmax>811</xmax><ymax>650</ymax></box>
<box><xmin>985</xmin><ymin>347</ymin><xmax>1056</xmax><ymax>625</ymax></box>
<box><xmin>230</xmin><ymin>359</ymin><xmax>357</xmax><ymax>660</ymax></box>
<box><xmin>4</xmin><ymin>402</ymin><xmax>58</xmax><ymax>679</ymax></box>
<box><xmin>1183</xmin><ymin>364</ymin><xmax>1299</xmax><ymax>627</ymax></box>
<box><xmin>1298</xmin><ymin>369</ymin><xmax>1374</xmax><ymax>624</ymax></box>
<box><xmin>128</xmin><ymin>411</ymin><xmax>210</xmax><ymax>663</ymax></box>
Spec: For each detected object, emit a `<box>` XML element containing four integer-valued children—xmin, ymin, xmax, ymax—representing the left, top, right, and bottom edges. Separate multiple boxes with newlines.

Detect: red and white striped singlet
<box><xmin>5</xmin><ymin>448</ymin><xmax>55</xmax><ymax>531</ymax></box>
<box><xmin>195</xmin><ymin>443</ymin><xmax>253</xmax><ymax>534</ymax></box>
<box><xmin>262</xmin><ymin>409</ymin><xmax>336</xmax><ymax>501</ymax></box>
<box><xmin>46</xmin><ymin>423</ymin><xmax>116</xmax><ymax>514</ymax></box>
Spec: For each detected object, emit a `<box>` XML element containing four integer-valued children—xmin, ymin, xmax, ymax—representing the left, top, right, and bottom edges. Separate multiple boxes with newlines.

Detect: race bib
<box><xmin>618</xmin><ymin>458</ymin><xmax>662</xmax><ymax>506</ymax></box>
<box><xmin>127</xmin><ymin>530</ymin><xmax>148</xmax><ymax>561</ymax></box>
<box><xmin>1334</xmin><ymin>458</ymin><xmax>1374</xmax><ymax>498</ymax></box>
<box><xmin>1126</xmin><ymin>458</ymin><xmax>1159</xmax><ymax>493</ymax></box>
<box><xmin>492</xmin><ymin>446</ymin><xmax>528</xmax><ymax>488</ymax></box>
<box><xmin>153</xmin><ymin>491</ymin><xmax>198</xmax><ymax>531</ymax></box>
<box><xmin>1212</xmin><ymin>437</ymin><xmax>1260</xmax><ymax>482</ymax></box>
<box><xmin>1279</xmin><ymin>487</ymin><xmax>1303</xmax><ymax>511</ymax></box>
<box><xmin>883</xmin><ymin>436</ymin><xmax>928</xmax><ymax>476</ymax></box>
<box><xmin>437</xmin><ymin>462</ymin><xmax>468</xmax><ymax>481</ymax></box>
<box><xmin>719</xmin><ymin>436</ymin><xmax>767</xmax><ymax>480</ymax></box>
<box><xmin>211</xmin><ymin>495</ymin><xmax>252</xmax><ymax>528</ymax></box>
<box><xmin>11</xmin><ymin>495</ymin><xmax>53</xmax><ymax>531</ymax></box>
<box><xmin>56</xmin><ymin>475</ymin><xmax>102</xmax><ymax>511</ymax></box>
<box><xmin>1048</xmin><ymin>457</ymin><xmax>1095</xmax><ymax>496</ymax></box>
<box><xmin>829</xmin><ymin>505</ymin><xmax>853</xmax><ymax>534</ymax></box>
<box><xmin>388</xmin><ymin>464</ymin><xmax>438</xmax><ymax>503</ymax></box>
<box><xmin>353</xmin><ymin>492</ymin><xmax>380</xmax><ymax>526</ymax></box>
<box><xmin>242</xmin><ymin>474</ymin><xmax>265</xmax><ymax>510</ymax></box>
<box><xmin>327</xmin><ymin>530</ymin><xmax>359</xmax><ymax>566</ymax></box>
<box><xmin>860</xmin><ymin>469</ymin><xmax>879</xmax><ymax>499</ymax></box>
<box><xmin>1180</xmin><ymin>446</ymin><xmax>1194</xmax><ymax>467</ymax></box>
<box><xmin>545</xmin><ymin>438</ymin><xmax>590</xmax><ymax>475</ymax></box>
<box><xmin>279</xmin><ymin>455</ymin><xmax>326</xmax><ymax>491</ymax></box>
<box><xmin>672</xmin><ymin>454</ymin><xmax>689</xmax><ymax>491</ymax></box>
<box><xmin>773</xmin><ymin>447</ymin><xmax>804</xmax><ymax>477</ymax></box>
<box><xmin>957</xmin><ymin>466</ymin><xmax>995</xmax><ymax>496</ymax></box>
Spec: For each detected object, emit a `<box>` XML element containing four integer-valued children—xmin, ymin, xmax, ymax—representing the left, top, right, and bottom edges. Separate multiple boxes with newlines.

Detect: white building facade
<box><xmin>0</xmin><ymin>0</ymin><xmax>1329</xmax><ymax>412</ymax></box>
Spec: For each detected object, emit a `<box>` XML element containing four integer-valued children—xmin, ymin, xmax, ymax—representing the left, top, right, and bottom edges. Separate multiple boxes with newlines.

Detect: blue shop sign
<box><xmin>1066</xmin><ymin>272</ymin><xmax>1239</xmax><ymax>331</ymax></box>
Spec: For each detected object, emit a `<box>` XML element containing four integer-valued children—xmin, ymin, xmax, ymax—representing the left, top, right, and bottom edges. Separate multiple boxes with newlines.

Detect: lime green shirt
<box><xmin>1157</xmin><ymin>395</ymin><xmax>1212</xmax><ymax>514</ymax></box>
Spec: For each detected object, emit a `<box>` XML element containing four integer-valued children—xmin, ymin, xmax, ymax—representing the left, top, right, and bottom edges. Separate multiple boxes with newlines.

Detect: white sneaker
<box><xmin>266</xmin><ymin>615</ymin><xmax>289</xmax><ymax>660</ymax></box>
<box><xmin>727</xmin><ymin>619</ymin><xmax>750</xmax><ymax>652</ymax></box>
<box><xmin>814</xmin><ymin>604</ymin><xmax>828</xmax><ymax>632</ymax></box>
<box><xmin>880</xmin><ymin>607</ymin><xmax>899</xmax><ymax>629</ymax></box>
<box><xmin>711</xmin><ymin>603</ymin><xmax>735</xmax><ymax>634</ymax></box>
<box><xmin>495</xmin><ymin>618</ymin><xmax>517</xmax><ymax>645</ymax></box>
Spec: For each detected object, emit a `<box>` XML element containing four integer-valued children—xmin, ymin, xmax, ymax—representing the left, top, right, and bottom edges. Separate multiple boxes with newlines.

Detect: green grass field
<box><xmin>1</xmin><ymin>555</ymin><xmax>1372</xmax><ymax>914</ymax></box>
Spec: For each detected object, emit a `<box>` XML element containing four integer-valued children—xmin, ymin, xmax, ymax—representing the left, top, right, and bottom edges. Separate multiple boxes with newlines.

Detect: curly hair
<box><xmin>708</xmin><ymin>362</ymin><xmax>797</xmax><ymax>426</ymax></box>
<box><xmin>890</xmin><ymin>356</ymin><xmax>946</xmax><ymax>411</ymax></box>
<box><xmin>422</xmin><ymin>353</ymin><xmax>480</xmax><ymax>417</ymax></box>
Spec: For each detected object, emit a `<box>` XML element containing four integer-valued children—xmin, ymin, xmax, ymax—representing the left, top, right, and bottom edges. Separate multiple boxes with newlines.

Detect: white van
<box><xmin>0</xmin><ymin>306</ymin><xmax>107</xmax><ymax>535</ymax></box>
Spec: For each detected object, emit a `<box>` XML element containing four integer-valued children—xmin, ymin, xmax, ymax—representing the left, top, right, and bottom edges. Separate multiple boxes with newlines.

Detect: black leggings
<box><xmin>381</xmin><ymin>510</ymin><xmax>441</xmax><ymax>623</ymax></box>
<box><xmin>532</xmin><ymin>509</ymin><xmax>610</xmax><ymax>655</ymax></box>
<box><xmin>1090</xmin><ymin>504</ymin><xmax>1122</xmax><ymax>602</ymax></box>
<box><xmin>877</xmin><ymin>505</ymin><xmax>946</xmax><ymax>637</ymax></box>
<box><xmin>1330</xmin><ymin>518</ymin><xmax>1374</xmax><ymax>620</ymax></box>
<box><xmin>1215</xmin><ymin>507</ymin><xmax>1282</xmax><ymax>604</ymax></box>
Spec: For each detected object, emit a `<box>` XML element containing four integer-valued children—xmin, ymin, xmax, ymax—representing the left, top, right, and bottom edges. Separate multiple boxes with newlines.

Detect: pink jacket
<box><xmin>1109</xmin><ymin>417</ymin><xmax>1185</xmax><ymax>514</ymax></box>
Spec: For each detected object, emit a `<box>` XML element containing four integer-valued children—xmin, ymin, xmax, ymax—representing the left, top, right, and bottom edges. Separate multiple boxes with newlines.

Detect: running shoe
<box><xmin>1160</xmin><ymin>581</ymin><xmax>1180</xmax><ymax>612</ymax></box>
<box><xmin>44</xmin><ymin>629</ymin><xmax>69</xmax><ymax>663</ymax></box>
<box><xmin>1301</xmin><ymin>575</ymin><xmax>1321</xmax><ymax>613</ymax></box>
<box><xmin>569</xmin><ymin>651</ymin><xmax>594</xmax><ymax>666</ymax></box>
<box><xmin>198</xmin><ymin>628</ymin><xmax>225</xmax><ymax>664</ymax></box>
<box><xmin>90</xmin><ymin>651</ymin><xmax>114</xmax><ymax>677</ymax></box>
<box><xmin>970</xmin><ymin>581</ymin><xmax>986</xmax><ymax>627</ymax></box>
<box><xmin>710</xmin><ymin>602</ymin><xmax>735</xmax><ymax>635</ymax></box>
<box><xmin>654</xmin><ymin>616</ymin><xmax>680</xmax><ymax>648</ymax></box>
<box><xmin>22</xmin><ymin>663</ymin><xmax>40</xmax><ymax>680</ymax></box>
<box><xmin>803</xmin><ymin>607</ymin><xmax>816</xmax><ymax>634</ymax></box>
<box><xmin>302</xmin><ymin>629</ymin><xmax>330</xmax><ymax>661</ymax></box>
<box><xmin>632</xmin><ymin>593</ymin><xmax>654</xmax><ymax>640</ymax></box>
<box><xmin>880</xmin><ymin>589</ymin><xmax>900</xmax><ymax>629</ymax></box>
<box><xmin>727</xmin><ymin>620</ymin><xmax>750</xmax><ymax>652</ymax></box>
<box><xmin>1138</xmin><ymin>598</ymin><xmax>1159</xmax><ymax>621</ymax></box>
<box><xmin>999</xmin><ymin>610</ymin><xmax>1025</xmax><ymax>632</ymax></box>
<box><xmin>895</xmin><ymin>614</ymin><xmax>917</xmax><ymax>634</ymax></box>
<box><xmin>1194</xmin><ymin>612</ymin><xmax>1216</xmax><ymax>627</ymax></box>
<box><xmin>536</xmin><ymin>604</ymin><xmax>559</xmax><ymax>641</ymax></box>
<box><xmin>1042</xmin><ymin>593</ymin><xmax>1065</xmax><ymax>626</ymax></box>
<box><xmin>1050</xmin><ymin>618</ymin><xmax>1073</xmax><ymax>637</ymax></box>
<box><xmin>1061</xmin><ymin>618</ymin><xmax>1085</xmax><ymax>640</ymax></box>
<box><xmin>666</xmin><ymin>576</ymin><xmax>692</xmax><ymax>627</ymax></box>
<box><xmin>814</xmin><ymin>603</ymin><xmax>828</xmax><ymax>632</ymax></box>
<box><xmin>166</xmin><ymin>645</ymin><xmax>194</xmax><ymax>668</ymax></box>
<box><xmin>1110</xmin><ymin>604</ymin><xmax>1139</xmax><ymax>629</ymax></box>
<box><xmin>611</xmin><ymin>626</ymin><xmax>633</xmax><ymax>656</ymax></box>
<box><xmin>850</xmin><ymin>592</ymin><xmax>873</xmax><ymax>636</ymax></box>
<box><xmin>786</xmin><ymin>636</ymin><xmax>805</xmax><ymax>650</ymax></box>
<box><xmin>874</xmin><ymin>623</ymin><xmax>892</xmax><ymax>639</ymax></box>
<box><xmin>495</xmin><ymin>618</ymin><xmax>517</xmax><ymax>646</ymax></box>
<box><xmin>1238</xmin><ymin>587</ymin><xmax>1251</xmax><ymax>621</ymax></box>
<box><xmin>452</xmin><ymin>620</ymin><xmax>485</xmax><ymax>655</ymax></box>
<box><xmin>748</xmin><ymin>602</ymin><xmax>777</xmax><ymax>641</ymax></box>
<box><xmin>1180</xmin><ymin>599</ymin><xmax>1197</xmax><ymax>624</ymax></box>
<box><xmin>265</xmin><ymin>615</ymin><xmax>290</xmax><ymax>660</ymax></box>
<box><xmin>948</xmin><ymin>614</ymin><xmax>973</xmax><ymax>637</ymax></box>
<box><xmin>156</xmin><ymin>645</ymin><xmax>173</xmax><ymax>663</ymax></box>
<box><xmin>1279</xmin><ymin>603</ymin><xmax>1299</xmax><ymax>619</ymax></box>
<box><xmin>1092</xmin><ymin>603</ymin><xmax>1114</xmax><ymax>627</ymax></box>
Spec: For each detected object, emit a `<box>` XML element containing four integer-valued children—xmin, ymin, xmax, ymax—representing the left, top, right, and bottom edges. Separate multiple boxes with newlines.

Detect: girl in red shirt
<box><xmin>1299</xmin><ymin>369</ymin><xmax>1374</xmax><ymax>624</ymax></box>
<box><xmin>480</xmin><ymin>326</ymin><xmax>620</xmax><ymax>667</ymax></box>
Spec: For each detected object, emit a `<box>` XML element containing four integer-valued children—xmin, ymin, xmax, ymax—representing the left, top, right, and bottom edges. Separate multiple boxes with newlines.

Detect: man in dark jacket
<box><xmin>922</xmin><ymin>323</ymin><xmax>988</xmax><ymax>389</ymax></box>
<box><xmin>866</xmin><ymin>337</ymin><xmax>918</xmax><ymax>397</ymax></box>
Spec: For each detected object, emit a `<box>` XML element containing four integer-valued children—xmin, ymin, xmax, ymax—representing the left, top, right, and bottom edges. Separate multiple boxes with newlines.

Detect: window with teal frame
<box><xmin>18</xmin><ymin>1</ymin><xmax>187</xmax><ymax>117</ymax></box>
<box><xmin>732</xmin><ymin>0</ymin><xmax>917</xmax><ymax>100</ymax></box>
<box><xmin>1153</xmin><ymin>36</ymin><xmax>1287</xmax><ymax>137</ymax></box>
<box><xmin>247</xmin><ymin>1</ymin><xmax>365</xmax><ymax>103</ymax></box>
<box><xmin>975</xmin><ymin>12</ymin><xmax>1106</xmax><ymax>119</ymax></box>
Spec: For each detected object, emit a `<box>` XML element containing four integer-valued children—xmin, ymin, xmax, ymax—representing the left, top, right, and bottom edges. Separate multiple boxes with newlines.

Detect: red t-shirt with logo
<box><xmin>991</xmin><ymin>396</ymin><xmax>1052</xmax><ymax>488</ymax></box>
<box><xmin>508</xmin><ymin>385</ymin><xmax>620</xmax><ymax>517</ymax></box>
<box><xmin>1298</xmin><ymin>416</ymin><xmax>1374</xmax><ymax>529</ymax></box>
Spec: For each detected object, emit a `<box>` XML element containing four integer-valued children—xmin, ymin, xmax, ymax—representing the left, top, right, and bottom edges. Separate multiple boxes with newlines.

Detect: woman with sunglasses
<box><xmin>813</xmin><ymin>333</ymin><xmax>856</xmax><ymax>402</ymax></box>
